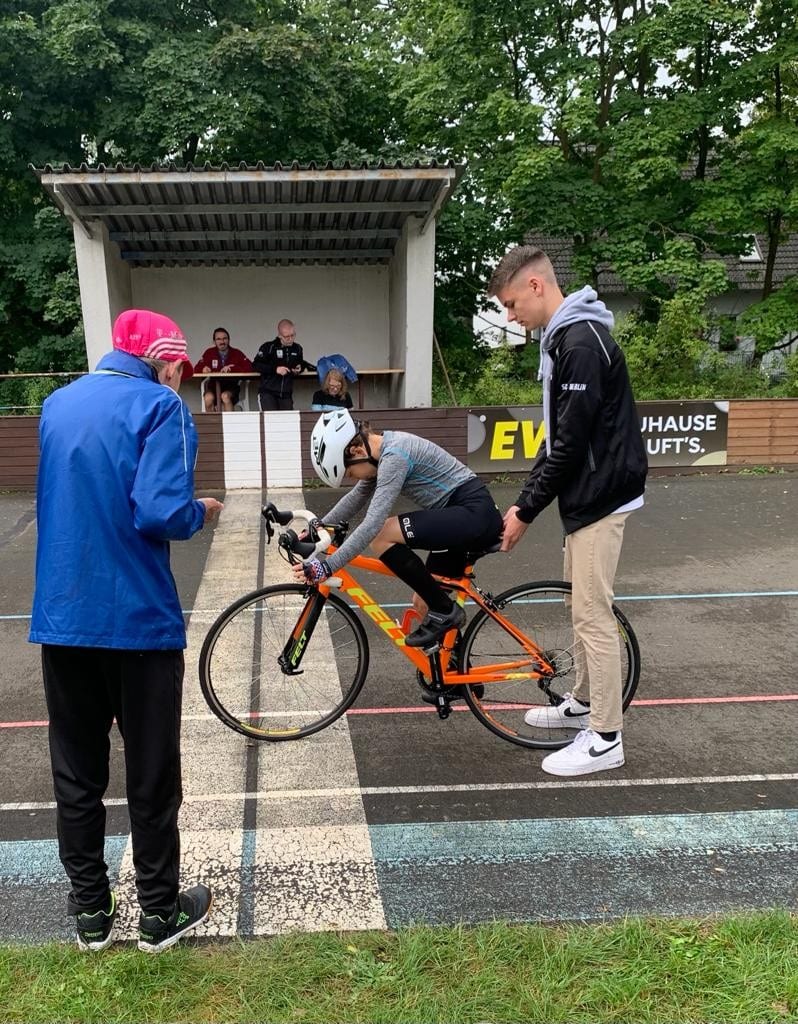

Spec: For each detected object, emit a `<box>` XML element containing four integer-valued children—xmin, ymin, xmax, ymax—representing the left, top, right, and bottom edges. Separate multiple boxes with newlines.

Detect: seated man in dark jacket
<box><xmin>489</xmin><ymin>245</ymin><xmax>647</xmax><ymax>779</ymax></box>
<box><xmin>252</xmin><ymin>319</ymin><xmax>309</xmax><ymax>410</ymax></box>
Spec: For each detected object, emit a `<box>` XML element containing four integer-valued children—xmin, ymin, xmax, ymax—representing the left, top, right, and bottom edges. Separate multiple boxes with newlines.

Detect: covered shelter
<box><xmin>34</xmin><ymin>161</ymin><xmax>463</xmax><ymax>411</ymax></box>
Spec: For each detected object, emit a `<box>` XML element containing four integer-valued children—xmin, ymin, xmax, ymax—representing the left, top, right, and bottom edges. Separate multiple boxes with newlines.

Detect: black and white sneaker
<box><xmin>524</xmin><ymin>692</ymin><xmax>590</xmax><ymax>729</ymax></box>
<box><xmin>541</xmin><ymin>729</ymin><xmax>624</xmax><ymax>776</ymax></box>
<box><xmin>138</xmin><ymin>884</ymin><xmax>213</xmax><ymax>953</ymax></box>
<box><xmin>405</xmin><ymin>604</ymin><xmax>466</xmax><ymax>648</ymax></box>
<box><xmin>76</xmin><ymin>891</ymin><xmax>117</xmax><ymax>952</ymax></box>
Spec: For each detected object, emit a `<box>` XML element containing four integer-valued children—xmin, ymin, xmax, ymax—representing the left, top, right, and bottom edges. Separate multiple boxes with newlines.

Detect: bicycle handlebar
<box><xmin>261</xmin><ymin>503</ymin><xmax>333</xmax><ymax>561</ymax></box>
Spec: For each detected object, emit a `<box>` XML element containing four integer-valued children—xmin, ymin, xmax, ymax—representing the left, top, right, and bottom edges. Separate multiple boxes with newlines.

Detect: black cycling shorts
<box><xmin>397</xmin><ymin>477</ymin><xmax>503</xmax><ymax>577</ymax></box>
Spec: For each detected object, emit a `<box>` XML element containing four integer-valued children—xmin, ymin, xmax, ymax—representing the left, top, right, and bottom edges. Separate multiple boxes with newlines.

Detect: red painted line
<box><xmin>3</xmin><ymin>693</ymin><xmax>798</xmax><ymax>729</ymax></box>
<box><xmin>346</xmin><ymin>693</ymin><xmax>798</xmax><ymax>715</ymax></box>
<box><xmin>631</xmin><ymin>694</ymin><xmax>798</xmax><ymax>706</ymax></box>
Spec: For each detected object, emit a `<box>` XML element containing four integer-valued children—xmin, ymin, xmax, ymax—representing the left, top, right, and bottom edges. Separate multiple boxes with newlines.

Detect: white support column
<box><xmin>389</xmin><ymin>216</ymin><xmax>435</xmax><ymax>408</ymax></box>
<box><xmin>73</xmin><ymin>221</ymin><xmax>132</xmax><ymax>370</ymax></box>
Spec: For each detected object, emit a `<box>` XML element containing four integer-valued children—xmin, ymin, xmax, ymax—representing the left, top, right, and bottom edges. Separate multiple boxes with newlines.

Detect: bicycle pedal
<box><xmin>422</xmin><ymin>642</ymin><xmax>441</xmax><ymax>655</ymax></box>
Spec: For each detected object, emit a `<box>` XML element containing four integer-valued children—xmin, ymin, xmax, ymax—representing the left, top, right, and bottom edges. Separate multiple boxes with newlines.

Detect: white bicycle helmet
<box><xmin>310</xmin><ymin>409</ymin><xmax>359</xmax><ymax>486</ymax></box>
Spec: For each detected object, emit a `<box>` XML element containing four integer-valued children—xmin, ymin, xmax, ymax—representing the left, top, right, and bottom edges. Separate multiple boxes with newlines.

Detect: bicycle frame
<box><xmin>282</xmin><ymin>546</ymin><xmax>555</xmax><ymax>688</ymax></box>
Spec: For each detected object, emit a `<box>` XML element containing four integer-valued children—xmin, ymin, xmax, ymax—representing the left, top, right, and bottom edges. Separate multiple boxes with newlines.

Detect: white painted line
<box><xmin>248</xmin><ymin>488</ymin><xmax>386</xmax><ymax>932</ymax></box>
<box><xmin>110</xmin><ymin>491</ymin><xmax>268</xmax><ymax>940</ymax></box>
<box><xmin>6</xmin><ymin>772</ymin><xmax>798</xmax><ymax>812</ymax></box>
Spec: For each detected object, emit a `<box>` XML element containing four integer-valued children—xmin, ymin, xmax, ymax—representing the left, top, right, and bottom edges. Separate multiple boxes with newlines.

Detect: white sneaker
<box><xmin>541</xmin><ymin>729</ymin><xmax>624</xmax><ymax>777</ymax></box>
<box><xmin>524</xmin><ymin>693</ymin><xmax>590</xmax><ymax>729</ymax></box>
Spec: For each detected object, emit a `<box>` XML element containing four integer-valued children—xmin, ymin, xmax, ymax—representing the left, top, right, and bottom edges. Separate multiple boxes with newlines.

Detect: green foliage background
<box><xmin>0</xmin><ymin>0</ymin><xmax>796</xmax><ymax>404</ymax></box>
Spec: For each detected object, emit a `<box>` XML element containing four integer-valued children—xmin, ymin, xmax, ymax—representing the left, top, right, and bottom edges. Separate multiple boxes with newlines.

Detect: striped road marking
<box><xmin>176</xmin><ymin>489</ymin><xmax>384</xmax><ymax>938</ymax></box>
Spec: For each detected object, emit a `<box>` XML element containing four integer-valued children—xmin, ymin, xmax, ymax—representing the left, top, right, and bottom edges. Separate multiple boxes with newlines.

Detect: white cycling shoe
<box><xmin>523</xmin><ymin>693</ymin><xmax>590</xmax><ymax>729</ymax></box>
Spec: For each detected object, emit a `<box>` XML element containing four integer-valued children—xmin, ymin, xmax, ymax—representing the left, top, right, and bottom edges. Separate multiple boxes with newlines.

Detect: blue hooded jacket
<box><xmin>29</xmin><ymin>351</ymin><xmax>206</xmax><ymax>650</ymax></box>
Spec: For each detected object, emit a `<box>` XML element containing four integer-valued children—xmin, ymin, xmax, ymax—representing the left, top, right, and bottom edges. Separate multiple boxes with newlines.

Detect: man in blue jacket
<box><xmin>30</xmin><ymin>309</ymin><xmax>223</xmax><ymax>952</ymax></box>
<box><xmin>489</xmin><ymin>246</ymin><xmax>647</xmax><ymax>778</ymax></box>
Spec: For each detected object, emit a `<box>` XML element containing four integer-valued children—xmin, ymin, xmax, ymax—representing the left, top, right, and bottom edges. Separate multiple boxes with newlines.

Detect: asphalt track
<box><xmin>1</xmin><ymin>473</ymin><xmax>797</xmax><ymax>945</ymax></box>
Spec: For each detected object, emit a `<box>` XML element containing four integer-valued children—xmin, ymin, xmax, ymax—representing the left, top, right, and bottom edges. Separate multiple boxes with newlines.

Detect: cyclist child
<box><xmin>294</xmin><ymin>410</ymin><xmax>503</xmax><ymax>649</ymax></box>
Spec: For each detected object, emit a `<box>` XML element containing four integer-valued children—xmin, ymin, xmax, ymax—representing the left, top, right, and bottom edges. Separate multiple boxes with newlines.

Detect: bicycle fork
<box><xmin>279</xmin><ymin>589</ymin><xmax>327</xmax><ymax>675</ymax></box>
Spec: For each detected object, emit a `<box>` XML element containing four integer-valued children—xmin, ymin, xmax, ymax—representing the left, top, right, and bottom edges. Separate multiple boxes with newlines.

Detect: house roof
<box><xmin>33</xmin><ymin>161</ymin><xmax>464</xmax><ymax>267</ymax></box>
<box><xmin>525</xmin><ymin>233</ymin><xmax>798</xmax><ymax>293</ymax></box>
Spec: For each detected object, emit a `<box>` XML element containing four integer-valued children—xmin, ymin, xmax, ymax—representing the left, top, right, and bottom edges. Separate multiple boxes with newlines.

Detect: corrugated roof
<box><xmin>525</xmin><ymin>233</ymin><xmax>798</xmax><ymax>293</ymax></box>
<box><xmin>34</xmin><ymin>161</ymin><xmax>463</xmax><ymax>267</ymax></box>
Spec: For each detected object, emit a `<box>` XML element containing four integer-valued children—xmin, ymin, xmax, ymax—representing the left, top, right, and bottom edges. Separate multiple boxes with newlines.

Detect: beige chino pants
<box><xmin>563</xmin><ymin>511</ymin><xmax>630</xmax><ymax>734</ymax></box>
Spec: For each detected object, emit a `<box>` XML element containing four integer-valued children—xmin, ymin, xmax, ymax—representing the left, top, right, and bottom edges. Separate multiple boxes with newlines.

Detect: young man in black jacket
<box><xmin>489</xmin><ymin>245</ymin><xmax>647</xmax><ymax>777</ymax></box>
<box><xmin>252</xmin><ymin>319</ymin><xmax>306</xmax><ymax>410</ymax></box>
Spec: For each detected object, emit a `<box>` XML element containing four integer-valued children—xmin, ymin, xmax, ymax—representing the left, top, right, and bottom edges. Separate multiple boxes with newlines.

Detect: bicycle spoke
<box><xmin>461</xmin><ymin>582</ymin><xmax>639</xmax><ymax>750</ymax></box>
<box><xmin>199</xmin><ymin>585</ymin><xmax>368</xmax><ymax>740</ymax></box>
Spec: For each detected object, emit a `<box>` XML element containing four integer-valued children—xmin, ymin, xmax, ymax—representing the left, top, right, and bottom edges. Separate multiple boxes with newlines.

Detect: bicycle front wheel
<box><xmin>199</xmin><ymin>584</ymin><xmax>369</xmax><ymax>741</ymax></box>
<box><xmin>459</xmin><ymin>580</ymin><xmax>640</xmax><ymax>750</ymax></box>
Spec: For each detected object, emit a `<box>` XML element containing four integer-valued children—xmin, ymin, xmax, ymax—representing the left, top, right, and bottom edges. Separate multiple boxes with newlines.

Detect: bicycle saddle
<box><xmin>464</xmin><ymin>540</ymin><xmax>503</xmax><ymax>562</ymax></box>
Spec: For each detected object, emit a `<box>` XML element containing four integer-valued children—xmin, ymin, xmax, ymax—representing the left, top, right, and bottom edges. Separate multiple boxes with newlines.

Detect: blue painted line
<box><xmin>617</xmin><ymin>590</ymin><xmax>798</xmax><ymax>602</ymax></box>
<box><xmin>0</xmin><ymin>835</ymin><xmax>127</xmax><ymax>884</ymax></box>
<box><xmin>369</xmin><ymin>808</ymin><xmax>798</xmax><ymax>864</ymax></box>
<box><xmin>2</xmin><ymin>589</ymin><xmax>796</xmax><ymax>621</ymax></box>
<box><xmin>236</xmin><ymin>827</ymin><xmax>258</xmax><ymax>938</ymax></box>
<box><xmin>370</xmin><ymin>808</ymin><xmax>798</xmax><ymax>926</ymax></box>
<box><xmin>377</xmin><ymin>589</ymin><xmax>798</xmax><ymax>610</ymax></box>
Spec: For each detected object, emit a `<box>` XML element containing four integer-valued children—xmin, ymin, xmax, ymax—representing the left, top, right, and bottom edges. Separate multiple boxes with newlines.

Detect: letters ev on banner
<box><xmin>466</xmin><ymin>401</ymin><xmax>728</xmax><ymax>472</ymax></box>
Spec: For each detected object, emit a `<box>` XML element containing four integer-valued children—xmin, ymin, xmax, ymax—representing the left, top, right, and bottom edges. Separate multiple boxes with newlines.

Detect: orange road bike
<box><xmin>199</xmin><ymin>504</ymin><xmax>640</xmax><ymax>750</ymax></box>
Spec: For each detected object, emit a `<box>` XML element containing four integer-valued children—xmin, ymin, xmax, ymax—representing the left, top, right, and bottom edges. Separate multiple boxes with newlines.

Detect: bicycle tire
<box><xmin>458</xmin><ymin>580</ymin><xmax>640</xmax><ymax>751</ymax></box>
<box><xmin>199</xmin><ymin>583</ymin><xmax>369</xmax><ymax>741</ymax></box>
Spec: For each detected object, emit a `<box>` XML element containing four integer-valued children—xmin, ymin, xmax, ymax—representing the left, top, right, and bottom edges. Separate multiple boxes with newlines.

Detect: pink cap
<box><xmin>112</xmin><ymin>309</ymin><xmax>194</xmax><ymax>379</ymax></box>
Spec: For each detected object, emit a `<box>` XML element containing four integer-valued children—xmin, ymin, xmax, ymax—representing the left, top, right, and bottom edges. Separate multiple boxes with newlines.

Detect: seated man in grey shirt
<box><xmin>294</xmin><ymin>410</ymin><xmax>503</xmax><ymax>650</ymax></box>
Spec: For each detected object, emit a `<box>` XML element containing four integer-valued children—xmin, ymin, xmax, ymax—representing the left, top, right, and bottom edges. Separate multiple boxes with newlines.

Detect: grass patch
<box><xmin>1</xmin><ymin>914</ymin><xmax>798</xmax><ymax>1023</ymax></box>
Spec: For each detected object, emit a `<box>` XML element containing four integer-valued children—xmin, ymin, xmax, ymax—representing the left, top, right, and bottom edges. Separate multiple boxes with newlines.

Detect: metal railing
<box><xmin>0</xmin><ymin>372</ymin><xmax>85</xmax><ymax>414</ymax></box>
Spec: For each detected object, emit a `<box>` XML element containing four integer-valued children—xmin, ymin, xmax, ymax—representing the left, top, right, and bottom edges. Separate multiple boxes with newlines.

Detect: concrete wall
<box><xmin>105</xmin><ymin>229</ymin><xmax>134</xmax><ymax>329</ymax></box>
<box><xmin>73</xmin><ymin>222</ymin><xmax>132</xmax><ymax>370</ymax></box>
<box><xmin>389</xmin><ymin>217</ymin><xmax>435</xmax><ymax>407</ymax></box>
<box><xmin>129</xmin><ymin>264</ymin><xmax>390</xmax><ymax>370</ymax></box>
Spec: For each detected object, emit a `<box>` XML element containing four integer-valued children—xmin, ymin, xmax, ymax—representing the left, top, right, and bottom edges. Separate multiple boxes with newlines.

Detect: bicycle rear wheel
<box><xmin>199</xmin><ymin>584</ymin><xmax>369</xmax><ymax>741</ymax></box>
<box><xmin>459</xmin><ymin>580</ymin><xmax>640</xmax><ymax>750</ymax></box>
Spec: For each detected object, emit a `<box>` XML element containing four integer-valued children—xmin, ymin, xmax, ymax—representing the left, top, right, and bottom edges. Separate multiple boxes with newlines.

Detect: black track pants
<box><xmin>42</xmin><ymin>645</ymin><xmax>184</xmax><ymax>917</ymax></box>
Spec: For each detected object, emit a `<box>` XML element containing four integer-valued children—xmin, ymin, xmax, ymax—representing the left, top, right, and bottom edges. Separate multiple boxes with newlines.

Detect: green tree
<box><xmin>0</xmin><ymin>0</ymin><xmax>399</xmax><ymax>370</ymax></box>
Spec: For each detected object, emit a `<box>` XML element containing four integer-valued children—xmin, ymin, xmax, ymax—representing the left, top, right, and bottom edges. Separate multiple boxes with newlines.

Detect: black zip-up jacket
<box><xmin>515</xmin><ymin>320</ymin><xmax>647</xmax><ymax>534</ymax></box>
<box><xmin>252</xmin><ymin>337</ymin><xmax>307</xmax><ymax>398</ymax></box>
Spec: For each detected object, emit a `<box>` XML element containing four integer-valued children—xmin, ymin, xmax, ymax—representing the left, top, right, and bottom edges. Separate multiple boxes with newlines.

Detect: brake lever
<box><xmin>262</xmin><ymin>504</ymin><xmax>294</xmax><ymax>545</ymax></box>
